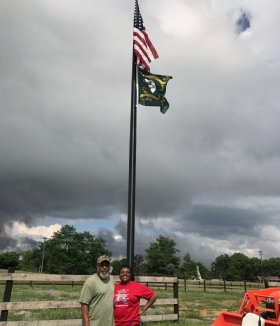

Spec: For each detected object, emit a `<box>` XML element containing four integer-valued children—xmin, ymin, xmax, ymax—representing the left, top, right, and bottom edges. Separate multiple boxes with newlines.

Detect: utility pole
<box><xmin>41</xmin><ymin>237</ymin><xmax>47</xmax><ymax>273</ymax></box>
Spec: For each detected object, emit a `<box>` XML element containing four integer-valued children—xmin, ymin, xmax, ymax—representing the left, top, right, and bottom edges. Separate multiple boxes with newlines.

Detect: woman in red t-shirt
<box><xmin>114</xmin><ymin>265</ymin><xmax>158</xmax><ymax>326</ymax></box>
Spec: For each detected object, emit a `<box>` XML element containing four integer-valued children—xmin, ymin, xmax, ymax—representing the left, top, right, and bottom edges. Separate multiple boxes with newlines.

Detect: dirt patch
<box><xmin>200</xmin><ymin>309</ymin><xmax>226</xmax><ymax>317</ymax></box>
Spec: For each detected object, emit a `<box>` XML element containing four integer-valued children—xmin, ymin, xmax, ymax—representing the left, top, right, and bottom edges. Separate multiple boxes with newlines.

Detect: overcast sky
<box><xmin>1</xmin><ymin>0</ymin><xmax>280</xmax><ymax>268</ymax></box>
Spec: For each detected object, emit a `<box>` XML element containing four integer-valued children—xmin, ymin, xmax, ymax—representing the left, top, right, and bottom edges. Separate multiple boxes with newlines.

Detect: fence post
<box><xmin>264</xmin><ymin>279</ymin><xmax>269</xmax><ymax>288</ymax></box>
<box><xmin>203</xmin><ymin>279</ymin><xmax>206</xmax><ymax>292</ymax></box>
<box><xmin>223</xmin><ymin>280</ymin><xmax>226</xmax><ymax>293</ymax></box>
<box><xmin>173</xmin><ymin>277</ymin><xmax>179</xmax><ymax>321</ymax></box>
<box><xmin>0</xmin><ymin>267</ymin><xmax>15</xmax><ymax>322</ymax></box>
<box><xmin>244</xmin><ymin>281</ymin><xmax>247</xmax><ymax>292</ymax></box>
<box><xmin>184</xmin><ymin>278</ymin><xmax>186</xmax><ymax>291</ymax></box>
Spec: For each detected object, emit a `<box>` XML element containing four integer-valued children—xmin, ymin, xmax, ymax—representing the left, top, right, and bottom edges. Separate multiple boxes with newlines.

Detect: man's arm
<box><xmin>81</xmin><ymin>303</ymin><xmax>90</xmax><ymax>326</ymax></box>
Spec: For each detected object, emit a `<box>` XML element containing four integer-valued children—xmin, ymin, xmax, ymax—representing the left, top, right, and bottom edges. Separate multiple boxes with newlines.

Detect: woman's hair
<box><xmin>119</xmin><ymin>265</ymin><xmax>134</xmax><ymax>281</ymax></box>
<box><xmin>119</xmin><ymin>265</ymin><xmax>131</xmax><ymax>274</ymax></box>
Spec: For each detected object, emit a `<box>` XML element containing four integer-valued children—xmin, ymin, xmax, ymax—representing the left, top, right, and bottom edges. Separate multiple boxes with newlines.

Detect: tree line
<box><xmin>0</xmin><ymin>224</ymin><xmax>279</xmax><ymax>281</ymax></box>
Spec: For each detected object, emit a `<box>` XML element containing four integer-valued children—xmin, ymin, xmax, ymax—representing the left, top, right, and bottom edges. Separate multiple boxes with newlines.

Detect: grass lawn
<box><xmin>178</xmin><ymin>289</ymin><xmax>242</xmax><ymax>323</ymax></box>
<box><xmin>0</xmin><ymin>269</ymin><xmax>34</xmax><ymax>273</ymax></box>
<box><xmin>0</xmin><ymin>279</ymin><xmax>245</xmax><ymax>326</ymax></box>
<box><xmin>141</xmin><ymin>286</ymin><xmax>243</xmax><ymax>326</ymax></box>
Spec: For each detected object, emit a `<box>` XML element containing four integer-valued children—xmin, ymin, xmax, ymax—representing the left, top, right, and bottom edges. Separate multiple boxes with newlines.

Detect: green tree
<box><xmin>225</xmin><ymin>264</ymin><xmax>240</xmax><ymax>281</ymax></box>
<box><xmin>180</xmin><ymin>253</ymin><xmax>197</xmax><ymax>279</ymax></box>
<box><xmin>19</xmin><ymin>248</ymin><xmax>42</xmax><ymax>272</ymax></box>
<box><xmin>137</xmin><ymin>262</ymin><xmax>148</xmax><ymax>275</ymax></box>
<box><xmin>249</xmin><ymin>257</ymin><xmax>261</xmax><ymax>280</ymax></box>
<box><xmin>145</xmin><ymin>235</ymin><xmax>180</xmax><ymax>276</ymax></box>
<box><xmin>45</xmin><ymin>225</ymin><xmax>111</xmax><ymax>274</ymax></box>
<box><xmin>211</xmin><ymin>254</ymin><xmax>230</xmax><ymax>280</ymax></box>
<box><xmin>265</xmin><ymin>258</ymin><xmax>280</xmax><ymax>277</ymax></box>
<box><xmin>47</xmin><ymin>246</ymin><xmax>64</xmax><ymax>274</ymax></box>
<box><xmin>110</xmin><ymin>255</ymin><xmax>146</xmax><ymax>277</ymax></box>
<box><xmin>211</xmin><ymin>253</ymin><xmax>267</xmax><ymax>281</ymax></box>
<box><xmin>110</xmin><ymin>258</ymin><xmax>127</xmax><ymax>275</ymax></box>
<box><xmin>134</xmin><ymin>254</ymin><xmax>146</xmax><ymax>276</ymax></box>
<box><xmin>19</xmin><ymin>225</ymin><xmax>111</xmax><ymax>274</ymax></box>
<box><xmin>262</xmin><ymin>259</ymin><xmax>270</xmax><ymax>277</ymax></box>
<box><xmin>225</xmin><ymin>253</ymin><xmax>253</xmax><ymax>281</ymax></box>
<box><xmin>0</xmin><ymin>251</ymin><xmax>19</xmax><ymax>269</ymax></box>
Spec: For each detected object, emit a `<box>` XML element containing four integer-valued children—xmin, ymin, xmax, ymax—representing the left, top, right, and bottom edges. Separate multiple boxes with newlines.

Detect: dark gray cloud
<box><xmin>1</xmin><ymin>0</ymin><xmax>280</xmax><ymax>267</ymax></box>
<box><xmin>187</xmin><ymin>204</ymin><xmax>263</xmax><ymax>238</ymax></box>
<box><xmin>97</xmin><ymin>228</ymin><xmax>125</xmax><ymax>259</ymax></box>
<box><xmin>0</xmin><ymin>236</ymin><xmax>17</xmax><ymax>251</ymax></box>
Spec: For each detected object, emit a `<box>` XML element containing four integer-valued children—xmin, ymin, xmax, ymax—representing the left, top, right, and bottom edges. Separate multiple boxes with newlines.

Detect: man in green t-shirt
<box><xmin>79</xmin><ymin>255</ymin><xmax>115</xmax><ymax>326</ymax></box>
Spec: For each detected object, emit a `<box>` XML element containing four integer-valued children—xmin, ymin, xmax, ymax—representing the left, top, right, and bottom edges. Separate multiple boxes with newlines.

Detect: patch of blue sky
<box><xmin>33</xmin><ymin>215</ymin><xmax>118</xmax><ymax>234</ymax></box>
<box><xmin>236</xmin><ymin>12</ymin><xmax>251</xmax><ymax>34</ymax></box>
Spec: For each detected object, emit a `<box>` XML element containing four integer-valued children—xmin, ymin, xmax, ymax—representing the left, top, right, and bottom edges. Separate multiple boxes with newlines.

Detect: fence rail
<box><xmin>0</xmin><ymin>276</ymin><xmax>264</xmax><ymax>292</ymax></box>
<box><xmin>180</xmin><ymin>279</ymin><xmax>264</xmax><ymax>292</ymax></box>
<box><xmin>0</xmin><ymin>271</ymin><xmax>179</xmax><ymax>326</ymax></box>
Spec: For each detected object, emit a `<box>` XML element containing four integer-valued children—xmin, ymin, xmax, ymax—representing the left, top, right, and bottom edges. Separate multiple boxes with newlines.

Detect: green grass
<box><xmin>145</xmin><ymin>322</ymin><xmax>212</xmax><ymax>326</ymax></box>
<box><xmin>0</xmin><ymin>281</ymin><xmax>246</xmax><ymax>326</ymax></box>
<box><xmin>143</xmin><ymin>286</ymin><xmax>243</xmax><ymax>326</ymax></box>
<box><xmin>0</xmin><ymin>283</ymin><xmax>82</xmax><ymax>321</ymax></box>
<box><xmin>0</xmin><ymin>269</ymin><xmax>35</xmax><ymax>273</ymax></box>
<box><xmin>180</xmin><ymin>289</ymin><xmax>242</xmax><ymax>317</ymax></box>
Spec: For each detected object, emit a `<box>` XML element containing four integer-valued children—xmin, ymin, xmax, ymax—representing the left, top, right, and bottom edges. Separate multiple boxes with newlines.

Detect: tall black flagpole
<box><xmin>127</xmin><ymin>47</ymin><xmax>137</xmax><ymax>272</ymax></box>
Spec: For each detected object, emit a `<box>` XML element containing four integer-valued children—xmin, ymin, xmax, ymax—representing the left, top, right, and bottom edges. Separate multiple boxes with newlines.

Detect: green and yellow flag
<box><xmin>138</xmin><ymin>67</ymin><xmax>173</xmax><ymax>114</ymax></box>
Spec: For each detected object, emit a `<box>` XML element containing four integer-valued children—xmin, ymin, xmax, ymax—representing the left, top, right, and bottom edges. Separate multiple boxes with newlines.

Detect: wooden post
<box><xmin>244</xmin><ymin>281</ymin><xmax>247</xmax><ymax>292</ymax></box>
<box><xmin>1</xmin><ymin>267</ymin><xmax>15</xmax><ymax>322</ymax></box>
<box><xmin>264</xmin><ymin>279</ymin><xmax>269</xmax><ymax>288</ymax></box>
<box><xmin>184</xmin><ymin>278</ymin><xmax>186</xmax><ymax>291</ymax></box>
<box><xmin>203</xmin><ymin>279</ymin><xmax>206</xmax><ymax>292</ymax></box>
<box><xmin>173</xmin><ymin>277</ymin><xmax>179</xmax><ymax>321</ymax></box>
<box><xmin>223</xmin><ymin>280</ymin><xmax>226</xmax><ymax>293</ymax></box>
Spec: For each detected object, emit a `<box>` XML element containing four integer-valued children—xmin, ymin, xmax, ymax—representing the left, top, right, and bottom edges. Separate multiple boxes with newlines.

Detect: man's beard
<box><xmin>98</xmin><ymin>271</ymin><xmax>109</xmax><ymax>279</ymax></box>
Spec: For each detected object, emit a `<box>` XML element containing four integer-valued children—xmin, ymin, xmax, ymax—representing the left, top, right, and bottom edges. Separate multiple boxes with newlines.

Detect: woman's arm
<box><xmin>139</xmin><ymin>291</ymin><xmax>158</xmax><ymax>315</ymax></box>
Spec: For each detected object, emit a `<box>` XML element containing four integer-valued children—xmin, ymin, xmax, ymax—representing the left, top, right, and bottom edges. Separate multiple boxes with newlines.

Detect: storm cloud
<box><xmin>1</xmin><ymin>0</ymin><xmax>280</xmax><ymax>267</ymax></box>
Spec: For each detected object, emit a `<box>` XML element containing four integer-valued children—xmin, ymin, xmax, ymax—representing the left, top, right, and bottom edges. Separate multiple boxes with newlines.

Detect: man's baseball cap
<box><xmin>97</xmin><ymin>255</ymin><xmax>110</xmax><ymax>264</ymax></box>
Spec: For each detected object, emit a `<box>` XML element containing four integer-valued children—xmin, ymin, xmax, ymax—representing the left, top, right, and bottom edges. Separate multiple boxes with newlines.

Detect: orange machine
<box><xmin>212</xmin><ymin>288</ymin><xmax>280</xmax><ymax>326</ymax></box>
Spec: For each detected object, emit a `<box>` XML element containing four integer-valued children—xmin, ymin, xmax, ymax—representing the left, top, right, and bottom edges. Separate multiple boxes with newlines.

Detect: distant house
<box><xmin>254</xmin><ymin>276</ymin><xmax>280</xmax><ymax>284</ymax></box>
<box><xmin>266</xmin><ymin>277</ymin><xmax>280</xmax><ymax>287</ymax></box>
<box><xmin>266</xmin><ymin>276</ymin><xmax>280</xmax><ymax>280</ymax></box>
<box><xmin>254</xmin><ymin>276</ymin><xmax>263</xmax><ymax>283</ymax></box>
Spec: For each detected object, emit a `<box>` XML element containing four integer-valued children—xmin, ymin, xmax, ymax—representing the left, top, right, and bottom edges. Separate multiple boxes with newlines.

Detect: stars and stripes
<box><xmin>133</xmin><ymin>0</ymin><xmax>159</xmax><ymax>71</ymax></box>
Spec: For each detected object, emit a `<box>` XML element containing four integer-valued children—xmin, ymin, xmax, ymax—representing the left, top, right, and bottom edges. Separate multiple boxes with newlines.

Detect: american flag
<box><xmin>133</xmin><ymin>0</ymin><xmax>159</xmax><ymax>71</ymax></box>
